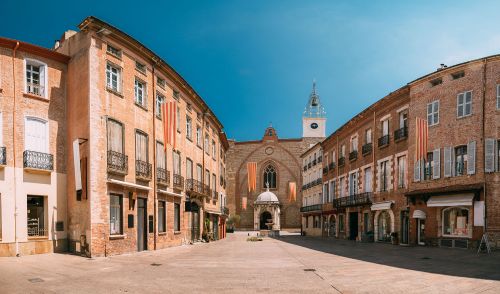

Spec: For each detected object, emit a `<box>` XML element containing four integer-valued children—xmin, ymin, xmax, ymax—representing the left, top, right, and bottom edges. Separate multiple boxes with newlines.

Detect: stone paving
<box><xmin>0</xmin><ymin>232</ymin><xmax>499</xmax><ymax>293</ymax></box>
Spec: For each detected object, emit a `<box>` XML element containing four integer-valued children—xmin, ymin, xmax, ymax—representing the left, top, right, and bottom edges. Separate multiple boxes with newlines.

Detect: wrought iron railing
<box><xmin>394</xmin><ymin>126</ymin><xmax>408</xmax><ymax>141</ymax></box>
<box><xmin>308</xmin><ymin>162</ymin><xmax>312</xmax><ymax>169</ymax></box>
<box><xmin>338</xmin><ymin>157</ymin><xmax>345</xmax><ymax>167</ymax></box>
<box><xmin>23</xmin><ymin>150</ymin><xmax>53</xmax><ymax>171</ymax></box>
<box><xmin>26</xmin><ymin>82</ymin><xmax>45</xmax><ymax>97</ymax></box>
<box><xmin>362</xmin><ymin>143</ymin><xmax>372</xmax><ymax>156</ymax></box>
<box><xmin>186</xmin><ymin>178</ymin><xmax>204</xmax><ymax>194</ymax></box>
<box><xmin>157</xmin><ymin>167</ymin><xmax>170</xmax><ymax>186</ymax></box>
<box><xmin>300</xmin><ymin>204</ymin><xmax>323</xmax><ymax>213</ymax></box>
<box><xmin>378</xmin><ymin>135</ymin><xmax>390</xmax><ymax>148</ymax></box>
<box><xmin>349</xmin><ymin>150</ymin><xmax>358</xmax><ymax>161</ymax></box>
<box><xmin>318</xmin><ymin>156</ymin><xmax>322</xmax><ymax>163</ymax></box>
<box><xmin>0</xmin><ymin>147</ymin><xmax>5</xmax><ymax>165</ymax></box>
<box><xmin>323</xmin><ymin>167</ymin><xmax>328</xmax><ymax>174</ymax></box>
<box><xmin>107</xmin><ymin>150</ymin><xmax>128</xmax><ymax>175</ymax></box>
<box><xmin>173</xmin><ymin>174</ymin><xmax>184</xmax><ymax>190</ymax></box>
<box><xmin>328</xmin><ymin>162</ymin><xmax>335</xmax><ymax>170</ymax></box>
<box><xmin>332</xmin><ymin>192</ymin><xmax>372</xmax><ymax>208</ymax></box>
<box><xmin>135</xmin><ymin>160</ymin><xmax>152</xmax><ymax>180</ymax></box>
<box><xmin>312</xmin><ymin>159</ymin><xmax>317</xmax><ymax>166</ymax></box>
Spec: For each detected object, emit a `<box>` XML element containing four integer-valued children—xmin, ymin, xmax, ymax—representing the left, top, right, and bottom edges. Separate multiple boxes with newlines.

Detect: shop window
<box><xmin>377</xmin><ymin>211</ymin><xmax>391</xmax><ymax>242</ymax></box>
<box><xmin>174</xmin><ymin>203</ymin><xmax>180</xmax><ymax>231</ymax></box>
<box><xmin>27</xmin><ymin>196</ymin><xmax>46</xmax><ymax>237</ymax></box>
<box><xmin>158</xmin><ymin>201</ymin><xmax>166</xmax><ymax>233</ymax></box>
<box><xmin>442</xmin><ymin>207</ymin><xmax>470</xmax><ymax>237</ymax></box>
<box><xmin>110</xmin><ymin>194</ymin><xmax>123</xmax><ymax>235</ymax></box>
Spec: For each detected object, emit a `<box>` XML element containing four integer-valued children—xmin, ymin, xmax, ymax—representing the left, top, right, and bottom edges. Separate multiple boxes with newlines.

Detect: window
<box><xmin>25</xmin><ymin>117</ymin><xmax>48</xmax><ymax>153</ymax></box>
<box><xmin>399</xmin><ymin>111</ymin><xmax>408</xmax><ymax>129</ymax></box>
<box><xmin>349</xmin><ymin>172</ymin><xmax>358</xmax><ymax>196</ymax></box>
<box><xmin>364</xmin><ymin>167</ymin><xmax>372</xmax><ymax>193</ymax></box>
<box><xmin>186</xmin><ymin>158</ymin><xmax>193</xmax><ymax>180</ymax></box>
<box><xmin>173</xmin><ymin>90</ymin><xmax>180</xmax><ymax>100</ymax></box>
<box><xmin>27</xmin><ymin>196</ymin><xmax>46</xmax><ymax>237</ymax></box>
<box><xmin>176</xmin><ymin>106</ymin><xmax>180</xmax><ymax>132</ymax></box>
<box><xmin>339</xmin><ymin>177</ymin><xmax>345</xmax><ymax>197</ymax></box>
<box><xmin>398</xmin><ymin>156</ymin><xmax>406</xmax><ymax>188</ymax></box>
<box><xmin>186</xmin><ymin>103</ymin><xmax>192</xmax><ymax>112</ymax></box>
<box><xmin>106</xmin><ymin>63</ymin><xmax>121</xmax><ymax>92</ymax></box>
<box><xmin>25</xmin><ymin>60</ymin><xmax>46</xmax><ymax>97</ymax></box>
<box><xmin>442</xmin><ymin>207</ymin><xmax>470</xmax><ymax>237</ymax></box>
<box><xmin>430</xmin><ymin>78</ymin><xmax>442</xmax><ymax>87</ymax></box>
<box><xmin>135</xmin><ymin>61</ymin><xmax>146</xmax><ymax>74</ymax></box>
<box><xmin>427</xmin><ymin>100</ymin><xmax>439</xmax><ymax>126</ymax></box>
<box><xmin>109</xmin><ymin>194</ymin><xmax>122</xmax><ymax>235</ymax></box>
<box><xmin>351</xmin><ymin>136</ymin><xmax>358</xmax><ymax>152</ymax></box>
<box><xmin>263</xmin><ymin>164</ymin><xmax>277</xmax><ymax>189</ymax></box>
<box><xmin>212</xmin><ymin>173</ymin><xmax>217</xmax><ymax>198</ymax></box>
<box><xmin>329</xmin><ymin>181</ymin><xmax>335</xmax><ymax>201</ymax></box>
<box><xmin>135</xmin><ymin>131</ymin><xmax>148</xmax><ymax>163</ymax></box>
<box><xmin>382</xmin><ymin>119</ymin><xmax>389</xmax><ymax>136</ymax></box>
<box><xmin>134</xmin><ymin>79</ymin><xmax>146</xmax><ymax>107</ymax></box>
<box><xmin>205</xmin><ymin>169</ymin><xmax>210</xmax><ymax>188</ymax></box>
<box><xmin>173</xmin><ymin>151</ymin><xmax>181</xmax><ymax>175</ymax></box>
<box><xmin>377</xmin><ymin>210</ymin><xmax>391</xmax><ymax>242</ymax></box>
<box><xmin>204</xmin><ymin>135</ymin><xmax>210</xmax><ymax>155</ymax></box>
<box><xmin>424</xmin><ymin>152</ymin><xmax>433</xmax><ymax>180</ymax></box>
<box><xmin>158</xmin><ymin>201</ymin><xmax>166</xmax><ymax>233</ymax></box>
<box><xmin>107</xmin><ymin>119</ymin><xmax>124</xmax><ymax>153</ymax></box>
<box><xmin>157</xmin><ymin>76</ymin><xmax>166</xmax><ymax>89</ymax></box>
<box><xmin>380</xmin><ymin>160</ymin><xmax>389</xmax><ymax>192</ymax></box>
<box><xmin>156</xmin><ymin>142</ymin><xmax>166</xmax><ymax>169</ymax></box>
<box><xmin>340</xmin><ymin>145</ymin><xmax>345</xmax><ymax>157</ymax></box>
<box><xmin>212</xmin><ymin>140</ymin><xmax>216</xmax><ymax>158</ymax></box>
<box><xmin>338</xmin><ymin>215</ymin><xmax>345</xmax><ymax>232</ymax></box>
<box><xmin>196</xmin><ymin>164</ymin><xmax>202</xmax><ymax>181</ymax></box>
<box><xmin>174</xmin><ymin>203</ymin><xmax>180</xmax><ymax>231</ymax></box>
<box><xmin>196</xmin><ymin>126</ymin><xmax>202</xmax><ymax>147</ymax></box>
<box><xmin>455</xmin><ymin>145</ymin><xmax>467</xmax><ymax>176</ymax></box>
<box><xmin>106</xmin><ymin>44</ymin><xmax>122</xmax><ymax>58</ymax></box>
<box><xmin>365</xmin><ymin>129</ymin><xmax>372</xmax><ymax>144</ymax></box>
<box><xmin>186</xmin><ymin>116</ymin><xmax>192</xmax><ymax>140</ymax></box>
<box><xmin>451</xmin><ymin>71</ymin><xmax>465</xmax><ymax>80</ymax></box>
<box><xmin>457</xmin><ymin>91</ymin><xmax>472</xmax><ymax>118</ymax></box>
<box><xmin>323</xmin><ymin>183</ymin><xmax>328</xmax><ymax>203</ymax></box>
<box><xmin>497</xmin><ymin>85</ymin><xmax>500</xmax><ymax>109</ymax></box>
<box><xmin>155</xmin><ymin>93</ymin><xmax>165</xmax><ymax>118</ymax></box>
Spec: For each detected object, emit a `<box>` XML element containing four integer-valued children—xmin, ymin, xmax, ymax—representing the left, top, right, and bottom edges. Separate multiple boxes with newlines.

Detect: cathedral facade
<box><xmin>226</xmin><ymin>84</ymin><xmax>326</xmax><ymax>230</ymax></box>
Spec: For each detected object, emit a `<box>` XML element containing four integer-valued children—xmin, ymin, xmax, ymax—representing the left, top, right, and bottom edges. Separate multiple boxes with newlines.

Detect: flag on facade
<box><xmin>415</xmin><ymin>117</ymin><xmax>428</xmax><ymax>160</ymax></box>
<box><xmin>162</xmin><ymin>101</ymin><xmax>177</xmax><ymax>150</ymax></box>
<box><xmin>242</xmin><ymin>196</ymin><xmax>247</xmax><ymax>210</ymax></box>
<box><xmin>247</xmin><ymin>162</ymin><xmax>257</xmax><ymax>192</ymax></box>
<box><xmin>288</xmin><ymin>182</ymin><xmax>297</xmax><ymax>202</ymax></box>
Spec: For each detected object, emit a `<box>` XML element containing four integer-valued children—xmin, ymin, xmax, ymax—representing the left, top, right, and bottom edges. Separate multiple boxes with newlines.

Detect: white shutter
<box><xmin>444</xmin><ymin>147</ymin><xmax>452</xmax><ymax>177</ymax></box>
<box><xmin>484</xmin><ymin>138</ymin><xmax>496</xmax><ymax>173</ymax></box>
<box><xmin>433</xmin><ymin>148</ymin><xmax>440</xmax><ymax>179</ymax></box>
<box><xmin>451</xmin><ymin>147</ymin><xmax>456</xmax><ymax>177</ymax></box>
<box><xmin>25</xmin><ymin>117</ymin><xmax>47</xmax><ymax>153</ymax></box>
<box><xmin>414</xmin><ymin>159</ymin><xmax>421</xmax><ymax>182</ymax></box>
<box><xmin>467</xmin><ymin>141</ymin><xmax>476</xmax><ymax>175</ymax></box>
<box><xmin>39</xmin><ymin>65</ymin><xmax>46</xmax><ymax>97</ymax></box>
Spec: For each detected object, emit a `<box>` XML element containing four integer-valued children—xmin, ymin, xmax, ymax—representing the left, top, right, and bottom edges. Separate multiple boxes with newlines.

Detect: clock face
<box><xmin>310</xmin><ymin>122</ymin><xmax>318</xmax><ymax>129</ymax></box>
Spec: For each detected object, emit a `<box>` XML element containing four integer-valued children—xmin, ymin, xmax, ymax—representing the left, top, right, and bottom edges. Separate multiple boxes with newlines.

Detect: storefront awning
<box><xmin>107</xmin><ymin>179</ymin><xmax>152</xmax><ymax>191</ymax></box>
<box><xmin>371</xmin><ymin>201</ymin><xmax>394</xmax><ymax>211</ymax></box>
<box><xmin>412</xmin><ymin>210</ymin><xmax>426</xmax><ymax>219</ymax></box>
<box><xmin>427</xmin><ymin>194</ymin><xmax>474</xmax><ymax>207</ymax></box>
<box><xmin>205</xmin><ymin>209</ymin><xmax>222</xmax><ymax>215</ymax></box>
<box><xmin>157</xmin><ymin>189</ymin><xmax>183</xmax><ymax>198</ymax></box>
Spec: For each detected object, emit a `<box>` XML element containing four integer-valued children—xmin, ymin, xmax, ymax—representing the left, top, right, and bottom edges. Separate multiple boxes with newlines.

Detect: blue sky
<box><xmin>2</xmin><ymin>1</ymin><xmax>500</xmax><ymax>141</ymax></box>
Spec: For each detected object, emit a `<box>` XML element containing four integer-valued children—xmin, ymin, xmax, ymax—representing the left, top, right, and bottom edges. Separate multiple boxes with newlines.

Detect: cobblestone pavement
<box><xmin>1</xmin><ymin>232</ymin><xmax>499</xmax><ymax>293</ymax></box>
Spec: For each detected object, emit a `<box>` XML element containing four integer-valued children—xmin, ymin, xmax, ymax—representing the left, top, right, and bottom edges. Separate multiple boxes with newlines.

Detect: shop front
<box><xmin>371</xmin><ymin>201</ymin><xmax>395</xmax><ymax>243</ymax></box>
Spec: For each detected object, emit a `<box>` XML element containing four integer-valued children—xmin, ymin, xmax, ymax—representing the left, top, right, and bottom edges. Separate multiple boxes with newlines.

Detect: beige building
<box><xmin>300</xmin><ymin>142</ymin><xmax>324</xmax><ymax>236</ymax></box>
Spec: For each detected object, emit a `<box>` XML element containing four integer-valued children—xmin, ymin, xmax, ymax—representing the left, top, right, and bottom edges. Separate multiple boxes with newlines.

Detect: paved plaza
<box><xmin>1</xmin><ymin>232</ymin><xmax>499</xmax><ymax>293</ymax></box>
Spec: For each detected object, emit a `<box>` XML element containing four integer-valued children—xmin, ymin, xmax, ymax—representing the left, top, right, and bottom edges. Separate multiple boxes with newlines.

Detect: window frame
<box><xmin>24</xmin><ymin>116</ymin><xmax>49</xmax><ymax>153</ymax></box>
<box><xmin>106</xmin><ymin>44</ymin><xmax>122</xmax><ymax>59</ymax></box>
<box><xmin>174</xmin><ymin>203</ymin><xmax>181</xmax><ymax>232</ymax></box>
<box><xmin>106</xmin><ymin>118</ymin><xmax>124</xmax><ymax>153</ymax></box>
<box><xmin>109</xmin><ymin>194</ymin><xmax>123</xmax><ymax>235</ymax></box>
<box><xmin>155</xmin><ymin>92</ymin><xmax>165</xmax><ymax>118</ymax></box>
<box><xmin>427</xmin><ymin>100</ymin><xmax>440</xmax><ymax>126</ymax></box>
<box><xmin>158</xmin><ymin>200</ymin><xmax>166</xmax><ymax>233</ymax></box>
<box><xmin>134</xmin><ymin>78</ymin><xmax>147</xmax><ymax>108</ymax></box>
<box><xmin>263</xmin><ymin>164</ymin><xmax>278</xmax><ymax>189</ymax></box>
<box><xmin>442</xmin><ymin>206</ymin><xmax>471</xmax><ymax>238</ymax></box>
<box><xmin>24</xmin><ymin>58</ymin><xmax>48</xmax><ymax>98</ymax></box>
<box><xmin>106</xmin><ymin>62</ymin><xmax>122</xmax><ymax>93</ymax></box>
<box><xmin>186</xmin><ymin>116</ymin><xmax>192</xmax><ymax>140</ymax></box>
<box><xmin>457</xmin><ymin>91</ymin><xmax>472</xmax><ymax>118</ymax></box>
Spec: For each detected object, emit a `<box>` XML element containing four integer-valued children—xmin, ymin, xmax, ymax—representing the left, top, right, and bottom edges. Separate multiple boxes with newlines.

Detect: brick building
<box><xmin>226</xmin><ymin>83</ymin><xmax>325</xmax><ymax>230</ymax></box>
<box><xmin>0</xmin><ymin>17</ymin><xmax>229</xmax><ymax>257</ymax></box>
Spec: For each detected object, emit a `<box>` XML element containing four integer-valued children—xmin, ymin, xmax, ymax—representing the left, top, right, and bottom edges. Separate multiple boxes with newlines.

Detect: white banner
<box><xmin>73</xmin><ymin>139</ymin><xmax>82</xmax><ymax>192</ymax></box>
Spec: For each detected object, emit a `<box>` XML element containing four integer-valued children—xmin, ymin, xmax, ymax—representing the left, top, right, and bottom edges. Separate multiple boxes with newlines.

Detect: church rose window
<box><xmin>263</xmin><ymin>165</ymin><xmax>277</xmax><ymax>189</ymax></box>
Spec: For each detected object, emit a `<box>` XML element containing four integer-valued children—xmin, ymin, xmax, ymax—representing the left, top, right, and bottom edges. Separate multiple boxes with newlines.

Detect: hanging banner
<box><xmin>162</xmin><ymin>101</ymin><xmax>177</xmax><ymax>150</ymax></box>
<box><xmin>288</xmin><ymin>182</ymin><xmax>297</xmax><ymax>202</ymax></box>
<box><xmin>73</xmin><ymin>139</ymin><xmax>82</xmax><ymax>193</ymax></box>
<box><xmin>247</xmin><ymin>162</ymin><xmax>257</xmax><ymax>192</ymax></box>
<box><xmin>242</xmin><ymin>196</ymin><xmax>247</xmax><ymax>210</ymax></box>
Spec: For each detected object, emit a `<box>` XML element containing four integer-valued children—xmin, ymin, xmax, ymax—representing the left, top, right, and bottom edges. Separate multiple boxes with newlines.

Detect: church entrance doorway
<box><xmin>260</xmin><ymin>211</ymin><xmax>273</xmax><ymax>230</ymax></box>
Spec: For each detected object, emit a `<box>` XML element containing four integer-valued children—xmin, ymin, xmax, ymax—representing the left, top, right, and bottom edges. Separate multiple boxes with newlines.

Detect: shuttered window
<box><xmin>186</xmin><ymin>159</ymin><xmax>193</xmax><ymax>180</ymax></box>
<box><xmin>444</xmin><ymin>147</ymin><xmax>452</xmax><ymax>177</ymax></box>
<box><xmin>156</xmin><ymin>142</ymin><xmax>165</xmax><ymax>169</ymax></box>
<box><xmin>467</xmin><ymin>141</ymin><xmax>476</xmax><ymax>175</ymax></box>
<box><xmin>455</xmin><ymin>145</ymin><xmax>467</xmax><ymax>176</ymax></box>
<box><xmin>484</xmin><ymin>138</ymin><xmax>496</xmax><ymax>172</ymax></box>
<box><xmin>25</xmin><ymin>117</ymin><xmax>48</xmax><ymax>153</ymax></box>
<box><xmin>427</xmin><ymin>100</ymin><xmax>439</xmax><ymax>126</ymax></box>
<box><xmin>173</xmin><ymin>152</ymin><xmax>181</xmax><ymax>175</ymax></box>
<box><xmin>457</xmin><ymin>91</ymin><xmax>472</xmax><ymax>118</ymax></box>
<box><xmin>433</xmin><ymin>149</ymin><xmax>440</xmax><ymax>179</ymax></box>
<box><xmin>414</xmin><ymin>159</ymin><xmax>421</xmax><ymax>182</ymax></box>
<box><xmin>135</xmin><ymin>131</ymin><xmax>148</xmax><ymax>162</ymax></box>
<box><xmin>107</xmin><ymin>119</ymin><xmax>123</xmax><ymax>153</ymax></box>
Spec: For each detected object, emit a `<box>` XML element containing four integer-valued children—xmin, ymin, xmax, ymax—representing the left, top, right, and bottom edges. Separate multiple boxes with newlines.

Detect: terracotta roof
<box><xmin>0</xmin><ymin>37</ymin><xmax>69</xmax><ymax>63</ymax></box>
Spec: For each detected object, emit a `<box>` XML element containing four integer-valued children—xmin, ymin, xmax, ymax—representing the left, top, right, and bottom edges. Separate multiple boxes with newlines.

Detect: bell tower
<box><xmin>302</xmin><ymin>81</ymin><xmax>326</xmax><ymax>138</ymax></box>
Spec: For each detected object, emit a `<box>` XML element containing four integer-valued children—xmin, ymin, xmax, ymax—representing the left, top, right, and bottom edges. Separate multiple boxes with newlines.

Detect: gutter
<box><xmin>12</xmin><ymin>41</ymin><xmax>20</xmax><ymax>257</ymax></box>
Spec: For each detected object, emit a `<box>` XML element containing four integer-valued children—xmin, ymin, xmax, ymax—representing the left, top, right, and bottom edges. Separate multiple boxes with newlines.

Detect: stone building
<box><xmin>226</xmin><ymin>84</ymin><xmax>326</xmax><ymax>230</ymax></box>
<box><xmin>300</xmin><ymin>142</ymin><xmax>324</xmax><ymax>236</ymax></box>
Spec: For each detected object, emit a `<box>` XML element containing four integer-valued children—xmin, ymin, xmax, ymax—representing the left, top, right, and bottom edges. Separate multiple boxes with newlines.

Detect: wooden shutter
<box><xmin>444</xmin><ymin>147</ymin><xmax>452</xmax><ymax>177</ymax></box>
<box><xmin>485</xmin><ymin>138</ymin><xmax>496</xmax><ymax>173</ymax></box>
<box><xmin>433</xmin><ymin>148</ymin><xmax>440</xmax><ymax>179</ymax></box>
<box><xmin>414</xmin><ymin>159</ymin><xmax>421</xmax><ymax>182</ymax></box>
<box><xmin>467</xmin><ymin>141</ymin><xmax>476</xmax><ymax>175</ymax></box>
<box><xmin>451</xmin><ymin>147</ymin><xmax>456</xmax><ymax>177</ymax></box>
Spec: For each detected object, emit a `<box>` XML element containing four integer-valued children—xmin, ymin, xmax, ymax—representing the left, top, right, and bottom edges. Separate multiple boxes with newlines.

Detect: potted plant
<box><xmin>391</xmin><ymin>232</ymin><xmax>399</xmax><ymax>245</ymax></box>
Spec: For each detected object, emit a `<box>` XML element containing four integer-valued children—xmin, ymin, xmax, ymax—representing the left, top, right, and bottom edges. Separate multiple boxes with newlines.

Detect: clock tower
<box><xmin>302</xmin><ymin>81</ymin><xmax>326</xmax><ymax>138</ymax></box>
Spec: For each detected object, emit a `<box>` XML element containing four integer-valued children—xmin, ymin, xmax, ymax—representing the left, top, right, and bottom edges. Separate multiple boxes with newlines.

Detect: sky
<box><xmin>2</xmin><ymin>1</ymin><xmax>500</xmax><ymax>141</ymax></box>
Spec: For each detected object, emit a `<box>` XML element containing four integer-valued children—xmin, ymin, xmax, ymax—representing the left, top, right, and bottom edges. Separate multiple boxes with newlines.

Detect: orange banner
<box><xmin>247</xmin><ymin>162</ymin><xmax>257</xmax><ymax>192</ymax></box>
<box><xmin>162</xmin><ymin>101</ymin><xmax>177</xmax><ymax>150</ymax></box>
<box><xmin>288</xmin><ymin>182</ymin><xmax>297</xmax><ymax>202</ymax></box>
<box><xmin>242</xmin><ymin>196</ymin><xmax>247</xmax><ymax>210</ymax></box>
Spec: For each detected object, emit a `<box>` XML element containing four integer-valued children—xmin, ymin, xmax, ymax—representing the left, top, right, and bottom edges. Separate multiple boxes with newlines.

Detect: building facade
<box><xmin>0</xmin><ymin>17</ymin><xmax>229</xmax><ymax>257</ymax></box>
<box><xmin>300</xmin><ymin>142</ymin><xmax>324</xmax><ymax>236</ymax></box>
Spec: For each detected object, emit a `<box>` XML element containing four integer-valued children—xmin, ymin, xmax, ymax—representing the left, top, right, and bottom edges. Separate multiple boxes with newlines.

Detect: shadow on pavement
<box><xmin>275</xmin><ymin>235</ymin><xmax>500</xmax><ymax>281</ymax></box>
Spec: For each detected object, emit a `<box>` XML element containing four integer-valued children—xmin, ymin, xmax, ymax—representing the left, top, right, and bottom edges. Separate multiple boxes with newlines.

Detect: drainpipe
<box><xmin>12</xmin><ymin>41</ymin><xmax>20</xmax><ymax>257</ymax></box>
<box><xmin>152</xmin><ymin>62</ymin><xmax>157</xmax><ymax>250</ymax></box>
<box><xmin>481</xmin><ymin>58</ymin><xmax>487</xmax><ymax>233</ymax></box>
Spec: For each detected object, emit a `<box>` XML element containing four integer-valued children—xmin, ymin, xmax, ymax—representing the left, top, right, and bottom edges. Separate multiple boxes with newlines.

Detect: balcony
<box><xmin>312</xmin><ymin>159</ymin><xmax>317</xmax><ymax>166</ymax></box>
<box><xmin>328</xmin><ymin>162</ymin><xmax>335</xmax><ymax>171</ymax></box>
<box><xmin>332</xmin><ymin>192</ymin><xmax>373</xmax><ymax>208</ymax></box>
<box><xmin>107</xmin><ymin>150</ymin><xmax>128</xmax><ymax>175</ymax></box>
<box><xmin>322</xmin><ymin>167</ymin><xmax>328</xmax><ymax>175</ymax></box>
<box><xmin>300</xmin><ymin>204</ymin><xmax>323</xmax><ymax>213</ymax></box>
<box><xmin>362</xmin><ymin>143</ymin><xmax>372</xmax><ymax>156</ymax></box>
<box><xmin>186</xmin><ymin>178</ymin><xmax>205</xmax><ymax>195</ymax></box>
<box><xmin>222</xmin><ymin>206</ymin><xmax>229</xmax><ymax>215</ymax></box>
<box><xmin>0</xmin><ymin>147</ymin><xmax>5</xmax><ymax>166</ymax></box>
<box><xmin>394</xmin><ymin>127</ymin><xmax>408</xmax><ymax>141</ymax></box>
<box><xmin>318</xmin><ymin>156</ymin><xmax>322</xmax><ymax>163</ymax></box>
<box><xmin>26</xmin><ymin>82</ymin><xmax>45</xmax><ymax>97</ymax></box>
<box><xmin>157</xmin><ymin>168</ymin><xmax>170</xmax><ymax>186</ymax></box>
<box><xmin>135</xmin><ymin>160</ymin><xmax>152</xmax><ymax>181</ymax></box>
<box><xmin>338</xmin><ymin>157</ymin><xmax>345</xmax><ymax>167</ymax></box>
<box><xmin>378</xmin><ymin>134</ymin><xmax>390</xmax><ymax>148</ymax></box>
<box><xmin>349</xmin><ymin>150</ymin><xmax>358</xmax><ymax>161</ymax></box>
<box><xmin>23</xmin><ymin>150</ymin><xmax>53</xmax><ymax>171</ymax></box>
<box><xmin>173</xmin><ymin>174</ymin><xmax>184</xmax><ymax>190</ymax></box>
<box><xmin>308</xmin><ymin>162</ymin><xmax>312</xmax><ymax>169</ymax></box>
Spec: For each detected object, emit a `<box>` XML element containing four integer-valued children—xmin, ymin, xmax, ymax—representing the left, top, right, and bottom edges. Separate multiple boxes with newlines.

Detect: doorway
<box><xmin>349</xmin><ymin>212</ymin><xmax>358</xmax><ymax>240</ymax></box>
<box><xmin>137</xmin><ymin>198</ymin><xmax>148</xmax><ymax>251</ymax></box>
<box><xmin>329</xmin><ymin>215</ymin><xmax>336</xmax><ymax>237</ymax></box>
<box><xmin>400</xmin><ymin>211</ymin><xmax>410</xmax><ymax>245</ymax></box>
<box><xmin>260</xmin><ymin>211</ymin><xmax>272</xmax><ymax>230</ymax></box>
<box><xmin>191</xmin><ymin>202</ymin><xmax>200</xmax><ymax>241</ymax></box>
<box><xmin>417</xmin><ymin>219</ymin><xmax>425</xmax><ymax>245</ymax></box>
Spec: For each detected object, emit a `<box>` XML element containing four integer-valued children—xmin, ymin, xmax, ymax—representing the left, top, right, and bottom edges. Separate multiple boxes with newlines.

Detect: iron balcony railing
<box><xmin>394</xmin><ymin>126</ymin><xmax>408</xmax><ymax>141</ymax></box>
<box><xmin>157</xmin><ymin>167</ymin><xmax>170</xmax><ymax>186</ymax></box>
<box><xmin>328</xmin><ymin>162</ymin><xmax>335</xmax><ymax>171</ymax></box>
<box><xmin>378</xmin><ymin>134</ymin><xmax>390</xmax><ymax>148</ymax></box>
<box><xmin>186</xmin><ymin>178</ymin><xmax>205</xmax><ymax>194</ymax></box>
<box><xmin>26</xmin><ymin>82</ymin><xmax>45</xmax><ymax>97</ymax></box>
<box><xmin>223</xmin><ymin>206</ymin><xmax>229</xmax><ymax>215</ymax></box>
<box><xmin>332</xmin><ymin>192</ymin><xmax>373</xmax><ymax>208</ymax></box>
<box><xmin>135</xmin><ymin>160</ymin><xmax>152</xmax><ymax>180</ymax></box>
<box><xmin>107</xmin><ymin>150</ymin><xmax>128</xmax><ymax>175</ymax></box>
<box><xmin>173</xmin><ymin>174</ymin><xmax>184</xmax><ymax>190</ymax></box>
<box><xmin>312</xmin><ymin>159</ymin><xmax>317</xmax><ymax>166</ymax></box>
<box><xmin>300</xmin><ymin>204</ymin><xmax>323</xmax><ymax>213</ymax></box>
<box><xmin>0</xmin><ymin>147</ymin><xmax>6</xmax><ymax>165</ymax></box>
<box><xmin>23</xmin><ymin>150</ymin><xmax>53</xmax><ymax>171</ymax></box>
<box><xmin>318</xmin><ymin>156</ymin><xmax>322</xmax><ymax>163</ymax></box>
<box><xmin>338</xmin><ymin>157</ymin><xmax>345</xmax><ymax>167</ymax></box>
<box><xmin>349</xmin><ymin>150</ymin><xmax>358</xmax><ymax>161</ymax></box>
<box><xmin>308</xmin><ymin>162</ymin><xmax>312</xmax><ymax>169</ymax></box>
<box><xmin>362</xmin><ymin>143</ymin><xmax>372</xmax><ymax>156</ymax></box>
<box><xmin>323</xmin><ymin>167</ymin><xmax>328</xmax><ymax>175</ymax></box>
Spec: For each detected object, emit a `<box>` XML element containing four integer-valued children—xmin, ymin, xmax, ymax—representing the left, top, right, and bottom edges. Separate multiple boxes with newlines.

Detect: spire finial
<box><xmin>312</xmin><ymin>79</ymin><xmax>316</xmax><ymax>95</ymax></box>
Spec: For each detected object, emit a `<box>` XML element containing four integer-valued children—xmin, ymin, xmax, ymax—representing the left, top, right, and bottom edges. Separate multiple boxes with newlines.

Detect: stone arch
<box><xmin>374</xmin><ymin>209</ymin><xmax>395</xmax><ymax>242</ymax></box>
